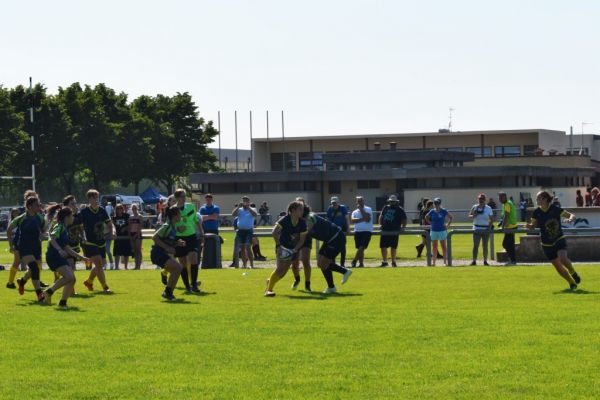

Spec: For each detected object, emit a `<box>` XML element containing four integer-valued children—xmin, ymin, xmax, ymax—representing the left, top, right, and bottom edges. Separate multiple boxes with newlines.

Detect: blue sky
<box><xmin>3</xmin><ymin>0</ymin><xmax>599</xmax><ymax>149</ymax></box>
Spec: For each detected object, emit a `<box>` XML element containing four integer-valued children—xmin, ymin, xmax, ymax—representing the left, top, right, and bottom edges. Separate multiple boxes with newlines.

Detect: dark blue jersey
<box><xmin>47</xmin><ymin>223</ymin><xmax>70</xmax><ymax>259</ymax></box>
<box><xmin>276</xmin><ymin>215</ymin><xmax>307</xmax><ymax>249</ymax></box>
<box><xmin>12</xmin><ymin>212</ymin><xmax>45</xmax><ymax>247</ymax></box>
<box><xmin>66</xmin><ymin>211</ymin><xmax>84</xmax><ymax>249</ymax></box>
<box><xmin>380</xmin><ymin>205</ymin><xmax>407</xmax><ymax>231</ymax></box>
<box><xmin>80</xmin><ymin>206</ymin><xmax>110</xmax><ymax>247</ymax></box>
<box><xmin>307</xmin><ymin>213</ymin><xmax>341</xmax><ymax>243</ymax></box>
<box><xmin>532</xmin><ymin>204</ymin><xmax>565</xmax><ymax>246</ymax></box>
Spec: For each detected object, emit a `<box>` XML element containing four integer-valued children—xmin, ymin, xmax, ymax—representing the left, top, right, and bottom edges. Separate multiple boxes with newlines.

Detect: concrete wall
<box><xmin>539</xmin><ymin>131</ymin><xmax>569</xmax><ymax>154</ymax></box>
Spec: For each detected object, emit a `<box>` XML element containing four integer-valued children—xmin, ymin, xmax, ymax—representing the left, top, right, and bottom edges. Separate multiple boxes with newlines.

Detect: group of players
<box><xmin>4</xmin><ymin>188</ymin><xmax>584</xmax><ymax>307</ymax></box>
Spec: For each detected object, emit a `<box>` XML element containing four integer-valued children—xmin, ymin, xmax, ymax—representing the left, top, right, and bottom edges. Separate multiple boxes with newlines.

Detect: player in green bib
<box><xmin>174</xmin><ymin>189</ymin><xmax>204</xmax><ymax>293</ymax></box>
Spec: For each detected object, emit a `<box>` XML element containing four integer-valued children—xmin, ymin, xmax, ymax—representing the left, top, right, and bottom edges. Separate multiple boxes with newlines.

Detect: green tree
<box><xmin>0</xmin><ymin>86</ymin><xmax>29</xmax><ymax>176</ymax></box>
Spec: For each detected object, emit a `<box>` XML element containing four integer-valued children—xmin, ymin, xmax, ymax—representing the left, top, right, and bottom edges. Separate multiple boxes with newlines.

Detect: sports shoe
<box><xmin>470</xmin><ymin>261</ymin><xmax>476</xmax><ymax>266</ymax></box>
<box><xmin>184</xmin><ymin>286</ymin><xmax>192</xmax><ymax>294</ymax></box>
<box><xmin>191</xmin><ymin>285</ymin><xmax>201</xmax><ymax>293</ymax></box>
<box><xmin>504</xmin><ymin>261</ymin><xmax>516</xmax><ymax>266</ymax></box>
<box><xmin>392</xmin><ymin>262</ymin><xmax>397</xmax><ymax>267</ymax></box>
<box><xmin>569</xmin><ymin>283</ymin><xmax>578</xmax><ymax>291</ymax></box>
<box><xmin>44</xmin><ymin>291</ymin><xmax>52</xmax><ymax>305</ymax></box>
<box><xmin>358</xmin><ymin>263</ymin><xmax>365</xmax><ymax>268</ymax></box>
<box><xmin>483</xmin><ymin>261</ymin><xmax>490</xmax><ymax>266</ymax></box>
<box><xmin>304</xmin><ymin>283</ymin><xmax>312</xmax><ymax>292</ymax></box>
<box><xmin>571</xmin><ymin>272</ymin><xmax>581</xmax><ymax>284</ymax></box>
<box><xmin>83</xmin><ymin>280</ymin><xmax>94</xmax><ymax>291</ymax></box>
<box><xmin>255</xmin><ymin>256</ymin><xmax>267</xmax><ymax>261</ymax></box>
<box><xmin>291</xmin><ymin>279</ymin><xmax>300</xmax><ymax>290</ymax></box>
<box><xmin>416</xmin><ymin>244</ymin><xmax>424</xmax><ymax>258</ymax></box>
<box><xmin>103</xmin><ymin>287</ymin><xmax>113</xmax><ymax>294</ymax></box>
<box><xmin>380</xmin><ymin>262</ymin><xmax>389</xmax><ymax>267</ymax></box>
<box><xmin>17</xmin><ymin>278</ymin><xmax>25</xmax><ymax>295</ymax></box>
<box><xmin>351</xmin><ymin>260</ymin><xmax>357</xmax><ymax>268</ymax></box>
<box><xmin>323</xmin><ymin>286</ymin><xmax>337</xmax><ymax>294</ymax></box>
<box><xmin>161</xmin><ymin>274</ymin><xmax>168</xmax><ymax>286</ymax></box>
<box><xmin>264</xmin><ymin>290</ymin><xmax>276</xmax><ymax>297</ymax></box>
<box><xmin>6</xmin><ymin>282</ymin><xmax>16</xmax><ymax>289</ymax></box>
<box><xmin>162</xmin><ymin>291</ymin><xmax>176</xmax><ymax>301</ymax></box>
<box><xmin>40</xmin><ymin>281</ymin><xmax>49</xmax><ymax>288</ymax></box>
<box><xmin>341</xmin><ymin>269</ymin><xmax>353</xmax><ymax>285</ymax></box>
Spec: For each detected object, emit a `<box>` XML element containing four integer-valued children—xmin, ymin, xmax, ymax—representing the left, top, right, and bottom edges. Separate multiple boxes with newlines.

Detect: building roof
<box><xmin>251</xmin><ymin>129</ymin><xmax>565</xmax><ymax>143</ymax></box>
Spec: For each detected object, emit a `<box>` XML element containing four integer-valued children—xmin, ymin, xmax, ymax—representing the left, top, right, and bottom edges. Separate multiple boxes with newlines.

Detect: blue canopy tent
<box><xmin>139</xmin><ymin>187</ymin><xmax>167</xmax><ymax>204</ymax></box>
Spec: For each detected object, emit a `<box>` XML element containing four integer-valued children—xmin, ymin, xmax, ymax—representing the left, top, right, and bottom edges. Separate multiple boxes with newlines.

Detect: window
<box><xmin>495</xmin><ymin>146</ymin><xmax>521</xmax><ymax>157</ymax></box>
<box><xmin>299</xmin><ymin>152</ymin><xmax>323</xmax><ymax>171</ymax></box>
<box><xmin>465</xmin><ymin>146</ymin><xmax>492</xmax><ymax>157</ymax></box>
<box><xmin>357</xmin><ymin>180</ymin><xmax>380</xmax><ymax>189</ymax></box>
<box><xmin>444</xmin><ymin>177</ymin><xmax>472</xmax><ymax>188</ymax></box>
<box><xmin>285</xmin><ymin>181</ymin><xmax>303</xmax><ymax>191</ymax></box>
<box><xmin>210</xmin><ymin>183</ymin><xmax>236</xmax><ymax>193</ymax></box>
<box><xmin>262</xmin><ymin>182</ymin><xmax>283</xmax><ymax>192</ymax></box>
<box><xmin>236</xmin><ymin>182</ymin><xmax>261</xmax><ymax>193</ymax></box>
<box><xmin>437</xmin><ymin>147</ymin><xmax>464</xmax><ymax>152</ymax></box>
<box><xmin>328</xmin><ymin>181</ymin><xmax>341</xmax><ymax>194</ymax></box>
<box><xmin>304</xmin><ymin>181</ymin><xmax>317</xmax><ymax>191</ymax></box>
<box><xmin>524</xmin><ymin>145</ymin><xmax>538</xmax><ymax>156</ymax></box>
<box><xmin>566</xmin><ymin>148</ymin><xmax>589</xmax><ymax>156</ymax></box>
<box><xmin>270</xmin><ymin>152</ymin><xmax>296</xmax><ymax>171</ymax></box>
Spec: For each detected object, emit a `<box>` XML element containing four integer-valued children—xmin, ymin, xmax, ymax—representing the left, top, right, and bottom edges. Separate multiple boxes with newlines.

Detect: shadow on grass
<box><xmin>282</xmin><ymin>292</ymin><xmax>363</xmax><ymax>300</ymax></box>
<box><xmin>554</xmin><ymin>289</ymin><xmax>599</xmax><ymax>295</ymax></box>
<box><xmin>162</xmin><ymin>298</ymin><xmax>196</xmax><ymax>304</ymax></box>
<box><xmin>70</xmin><ymin>293</ymin><xmax>94</xmax><ymax>299</ymax></box>
<box><xmin>180</xmin><ymin>290</ymin><xmax>217</xmax><ymax>297</ymax></box>
<box><xmin>55</xmin><ymin>306</ymin><xmax>84</xmax><ymax>312</ymax></box>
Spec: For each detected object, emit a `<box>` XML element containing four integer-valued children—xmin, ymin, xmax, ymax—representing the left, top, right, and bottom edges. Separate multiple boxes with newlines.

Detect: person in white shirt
<box><xmin>350</xmin><ymin>196</ymin><xmax>373</xmax><ymax>268</ymax></box>
<box><xmin>468</xmin><ymin>193</ymin><xmax>494</xmax><ymax>266</ymax></box>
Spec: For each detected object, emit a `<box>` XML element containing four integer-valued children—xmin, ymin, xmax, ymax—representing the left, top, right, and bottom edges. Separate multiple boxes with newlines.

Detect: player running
<box><xmin>526</xmin><ymin>191</ymin><xmax>581</xmax><ymax>290</ymax></box>
<box><xmin>173</xmin><ymin>189</ymin><xmax>203</xmax><ymax>293</ymax></box>
<box><xmin>6</xmin><ymin>208</ymin><xmax>23</xmax><ymax>289</ymax></box>
<box><xmin>44</xmin><ymin>207</ymin><xmax>89</xmax><ymax>308</ymax></box>
<box><xmin>265</xmin><ymin>201</ymin><xmax>308</xmax><ymax>297</ymax></box>
<box><xmin>290</xmin><ymin>197</ymin><xmax>312</xmax><ymax>292</ymax></box>
<box><xmin>151</xmin><ymin>206</ymin><xmax>185</xmax><ymax>300</ymax></box>
<box><xmin>303</xmin><ymin>206</ymin><xmax>353</xmax><ymax>294</ymax></box>
<box><xmin>62</xmin><ymin>195</ymin><xmax>84</xmax><ymax>296</ymax></box>
<box><xmin>80</xmin><ymin>190</ymin><xmax>114</xmax><ymax>293</ymax></box>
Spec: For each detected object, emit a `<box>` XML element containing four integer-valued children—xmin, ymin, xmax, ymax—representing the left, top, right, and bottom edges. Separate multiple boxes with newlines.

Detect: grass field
<box><xmin>1</xmin><ymin>264</ymin><xmax>599</xmax><ymax>399</ymax></box>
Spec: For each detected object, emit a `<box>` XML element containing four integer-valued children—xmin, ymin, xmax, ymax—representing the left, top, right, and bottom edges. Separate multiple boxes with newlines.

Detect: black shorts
<box><xmin>319</xmin><ymin>233</ymin><xmax>346</xmax><ymax>260</ymax></box>
<box><xmin>354</xmin><ymin>231</ymin><xmax>372</xmax><ymax>249</ymax></box>
<box><xmin>46</xmin><ymin>254</ymin><xmax>69</xmax><ymax>271</ymax></box>
<box><xmin>302</xmin><ymin>234</ymin><xmax>313</xmax><ymax>249</ymax></box>
<box><xmin>83</xmin><ymin>243</ymin><xmax>107</xmax><ymax>259</ymax></box>
<box><xmin>542</xmin><ymin>238</ymin><xmax>567</xmax><ymax>261</ymax></box>
<box><xmin>66</xmin><ymin>247</ymin><xmax>80</xmax><ymax>262</ymax></box>
<box><xmin>18</xmin><ymin>241</ymin><xmax>42</xmax><ymax>260</ymax></box>
<box><xmin>151</xmin><ymin>247</ymin><xmax>171</xmax><ymax>268</ymax></box>
<box><xmin>113</xmin><ymin>238</ymin><xmax>133</xmax><ymax>257</ymax></box>
<box><xmin>380</xmin><ymin>233</ymin><xmax>399</xmax><ymax>249</ymax></box>
<box><xmin>175</xmin><ymin>235</ymin><xmax>199</xmax><ymax>258</ymax></box>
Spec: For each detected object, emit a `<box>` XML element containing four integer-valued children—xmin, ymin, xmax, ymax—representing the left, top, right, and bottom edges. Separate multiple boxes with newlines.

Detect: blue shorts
<box><xmin>46</xmin><ymin>254</ymin><xmax>69</xmax><ymax>271</ymax></box>
<box><xmin>430</xmin><ymin>230</ymin><xmax>447</xmax><ymax>241</ymax></box>
<box><xmin>151</xmin><ymin>247</ymin><xmax>171</xmax><ymax>268</ymax></box>
<box><xmin>236</xmin><ymin>229</ymin><xmax>253</xmax><ymax>246</ymax></box>
<box><xmin>18</xmin><ymin>241</ymin><xmax>42</xmax><ymax>259</ymax></box>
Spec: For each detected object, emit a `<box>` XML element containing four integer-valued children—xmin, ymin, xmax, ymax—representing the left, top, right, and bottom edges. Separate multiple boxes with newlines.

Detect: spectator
<box><xmin>468</xmin><ymin>193</ymin><xmax>494</xmax><ymax>266</ymax></box>
<box><xmin>591</xmin><ymin>187</ymin><xmax>600</xmax><ymax>206</ymax></box>
<box><xmin>418</xmin><ymin>198</ymin><xmax>430</xmax><ymax>225</ymax></box>
<box><xmin>378</xmin><ymin>195</ymin><xmax>407</xmax><ymax>267</ymax></box>
<box><xmin>585</xmin><ymin>187</ymin><xmax>592</xmax><ymax>207</ymax></box>
<box><xmin>519</xmin><ymin>197</ymin><xmax>528</xmax><ymax>222</ymax></box>
<box><xmin>487</xmin><ymin>197</ymin><xmax>498</xmax><ymax>217</ymax></box>
<box><xmin>425</xmin><ymin>198</ymin><xmax>453</xmax><ymax>266</ymax></box>
<box><xmin>576</xmin><ymin>190</ymin><xmax>584</xmax><ymax>208</ymax></box>
<box><xmin>232</xmin><ymin>196</ymin><xmax>258</xmax><ymax>268</ymax></box>
<box><xmin>498</xmin><ymin>191</ymin><xmax>518</xmax><ymax>265</ymax></box>
<box><xmin>326</xmin><ymin>196</ymin><xmax>350</xmax><ymax>267</ymax></box>
<box><xmin>112</xmin><ymin>204</ymin><xmax>132</xmax><ymax>270</ymax></box>
<box><xmin>105</xmin><ymin>202</ymin><xmax>114</xmax><ymax>218</ymax></box>
<box><xmin>416</xmin><ymin>200</ymin><xmax>434</xmax><ymax>258</ymax></box>
<box><xmin>199</xmin><ymin>194</ymin><xmax>220</xmax><ymax>235</ymax></box>
<box><xmin>258</xmin><ymin>202</ymin><xmax>271</xmax><ymax>226</ymax></box>
<box><xmin>249</xmin><ymin>203</ymin><xmax>267</xmax><ymax>261</ymax></box>
<box><xmin>350</xmin><ymin>196</ymin><xmax>373</xmax><ymax>268</ymax></box>
<box><xmin>128</xmin><ymin>203</ymin><xmax>143</xmax><ymax>270</ymax></box>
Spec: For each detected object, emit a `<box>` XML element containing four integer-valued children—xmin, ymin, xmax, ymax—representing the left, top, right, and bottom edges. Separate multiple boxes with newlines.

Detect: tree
<box><xmin>0</xmin><ymin>86</ymin><xmax>28</xmax><ymax>176</ymax></box>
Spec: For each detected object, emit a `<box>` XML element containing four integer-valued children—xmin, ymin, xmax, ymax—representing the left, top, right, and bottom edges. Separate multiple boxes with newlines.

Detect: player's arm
<box><xmin>468</xmin><ymin>206</ymin><xmax>475</xmax><ymax>219</ymax></box>
<box><xmin>378</xmin><ymin>207</ymin><xmax>385</xmax><ymax>225</ymax></box>
<box><xmin>232</xmin><ymin>204</ymin><xmax>241</xmax><ymax>216</ymax></box>
<box><xmin>293</xmin><ymin>231</ymin><xmax>308</xmax><ymax>253</ymax></box>
<box><xmin>272</xmin><ymin>224</ymin><xmax>282</xmax><ymax>247</ymax></box>
<box><xmin>350</xmin><ymin>212</ymin><xmax>362</xmax><ymax>224</ymax></box>
<box><xmin>445</xmin><ymin>212</ymin><xmax>453</xmax><ymax>229</ymax></box>
<box><xmin>6</xmin><ymin>217</ymin><xmax>18</xmax><ymax>245</ymax></box>
<box><xmin>152</xmin><ymin>228</ymin><xmax>175</xmax><ymax>254</ymax></box>
<box><xmin>400</xmin><ymin>213</ymin><xmax>407</xmax><ymax>229</ymax></box>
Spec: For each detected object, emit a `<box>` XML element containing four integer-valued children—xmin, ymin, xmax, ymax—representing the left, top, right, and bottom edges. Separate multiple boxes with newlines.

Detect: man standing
<box><xmin>326</xmin><ymin>196</ymin><xmax>350</xmax><ymax>267</ymax></box>
<box><xmin>199</xmin><ymin>194</ymin><xmax>220</xmax><ymax>235</ymax></box>
<box><xmin>499</xmin><ymin>191</ymin><xmax>518</xmax><ymax>265</ymax></box>
<box><xmin>468</xmin><ymin>193</ymin><xmax>494</xmax><ymax>266</ymax></box>
<box><xmin>232</xmin><ymin>196</ymin><xmax>258</xmax><ymax>268</ymax></box>
<box><xmin>378</xmin><ymin>195</ymin><xmax>407</xmax><ymax>267</ymax></box>
<box><xmin>350</xmin><ymin>196</ymin><xmax>373</xmax><ymax>268</ymax></box>
<box><xmin>174</xmin><ymin>188</ymin><xmax>203</xmax><ymax>292</ymax></box>
<box><xmin>258</xmin><ymin>202</ymin><xmax>270</xmax><ymax>226</ymax></box>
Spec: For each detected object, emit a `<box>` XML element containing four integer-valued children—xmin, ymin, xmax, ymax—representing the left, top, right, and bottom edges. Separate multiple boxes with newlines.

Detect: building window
<box><xmin>495</xmin><ymin>146</ymin><xmax>521</xmax><ymax>157</ymax></box>
<box><xmin>299</xmin><ymin>152</ymin><xmax>323</xmax><ymax>171</ymax></box>
<box><xmin>328</xmin><ymin>181</ymin><xmax>341</xmax><ymax>194</ymax></box>
<box><xmin>524</xmin><ymin>145</ymin><xmax>538</xmax><ymax>156</ymax></box>
<box><xmin>262</xmin><ymin>182</ymin><xmax>283</xmax><ymax>192</ymax></box>
<box><xmin>437</xmin><ymin>147</ymin><xmax>464</xmax><ymax>152</ymax></box>
<box><xmin>304</xmin><ymin>181</ymin><xmax>317</xmax><ymax>191</ymax></box>
<box><xmin>210</xmin><ymin>183</ymin><xmax>236</xmax><ymax>193</ymax></box>
<box><xmin>566</xmin><ymin>148</ymin><xmax>589</xmax><ymax>156</ymax></box>
<box><xmin>465</xmin><ymin>146</ymin><xmax>492</xmax><ymax>157</ymax></box>
<box><xmin>357</xmin><ymin>180</ymin><xmax>380</xmax><ymax>189</ymax></box>
<box><xmin>285</xmin><ymin>181</ymin><xmax>303</xmax><ymax>191</ymax></box>
<box><xmin>271</xmin><ymin>152</ymin><xmax>297</xmax><ymax>171</ymax></box>
<box><xmin>236</xmin><ymin>182</ymin><xmax>261</xmax><ymax>193</ymax></box>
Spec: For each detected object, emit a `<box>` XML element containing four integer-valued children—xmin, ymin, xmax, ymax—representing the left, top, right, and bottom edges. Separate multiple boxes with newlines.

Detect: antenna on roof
<box><xmin>448</xmin><ymin>107</ymin><xmax>454</xmax><ymax>132</ymax></box>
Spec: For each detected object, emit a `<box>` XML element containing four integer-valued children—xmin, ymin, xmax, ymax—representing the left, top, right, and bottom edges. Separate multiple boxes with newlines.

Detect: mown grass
<box><xmin>1</xmin><ymin>265</ymin><xmax>599</xmax><ymax>399</ymax></box>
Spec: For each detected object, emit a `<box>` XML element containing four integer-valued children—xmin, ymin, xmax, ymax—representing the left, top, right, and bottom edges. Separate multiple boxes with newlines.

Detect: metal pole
<box><xmin>235</xmin><ymin>110</ymin><xmax>239</xmax><ymax>172</ymax></box>
<box><xmin>218</xmin><ymin>111</ymin><xmax>222</xmax><ymax>169</ymax></box>
<box><xmin>266</xmin><ymin>110</ymin><xmax>270</xmax><ymax>170</ymax></box>
<box><xmin>249</xmin><ymin>110</ymin><xmax>253</xmax><ymax>172</ymax></box>
<box><xmin>29</xmin><ymin>77</ymin><xmax>36</xmax><ymax>192</ymax></box>
<box><xmin>281</xmin><ymin>110</ymin><xmax>285</xmax><ymax>171</ymax></box>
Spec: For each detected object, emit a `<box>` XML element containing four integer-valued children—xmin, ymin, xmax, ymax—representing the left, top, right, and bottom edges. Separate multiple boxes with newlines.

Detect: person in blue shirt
<box><xmin>326</xmin><ymin>196</ymin><xmax>350</xmax><ymax>267</ymax></box>
<box><xmin>199</xmin><ymin>194</ymin><xmax>220</xmax><ymax>235</ymax></box>
<box><xmin>425</xmin><ymin>198</ymin><xmax>453</xmax><ymax>266</ymax></box>
<box><xmin>232</xmin><ymin>196</ymin><xmax>258</xmax><ymax>269</ymax></box>
<box><xmin>44</xmin><ymin>207</ymin><xmax>90</xmax><ymax>308</ymax></box>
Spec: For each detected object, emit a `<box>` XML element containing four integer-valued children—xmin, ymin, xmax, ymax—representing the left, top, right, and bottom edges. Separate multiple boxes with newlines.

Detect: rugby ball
<box><xmin>277</xmin><ymin>246</ymin><xmax>295</xmax><ymax>261</ymax></box>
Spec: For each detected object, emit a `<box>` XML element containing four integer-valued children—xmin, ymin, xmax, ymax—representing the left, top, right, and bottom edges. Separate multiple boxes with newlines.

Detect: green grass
<box><xmin>1</xmin><ymin>265</ymin><xmax>599</xmax><ymax>399</ymax></box>
<box><xmin>0</xmin><ymin>230</ymin><xmax>523</xmax><ymax>267</ymax></box>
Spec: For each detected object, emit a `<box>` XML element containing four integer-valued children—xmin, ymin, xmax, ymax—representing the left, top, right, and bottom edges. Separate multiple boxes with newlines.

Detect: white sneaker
<box><xmin>341</xmin><ymin>269</ymin><xmax>353</xmax><ymax>285</ymax></box>
<box><xmin>110</xmin><ymin>264</ymin><xmax>115</xmax><ymax>270</ymax></box>
<box><xmin>323</xmin><ymin>286</ymin><xmax>337</xmax><ymax>294</ymax></box>
<box><xmin>264</xmin><ymin>290</ymin><xmax>276</xmax><ymax>297</ymax></box>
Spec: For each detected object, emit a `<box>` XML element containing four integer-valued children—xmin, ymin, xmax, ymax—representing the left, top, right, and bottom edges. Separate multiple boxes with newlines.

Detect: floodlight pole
<box><xmin>29</xmin><ymin>77</ymin><xmax>36</xmax><ymax>192</ymax></box>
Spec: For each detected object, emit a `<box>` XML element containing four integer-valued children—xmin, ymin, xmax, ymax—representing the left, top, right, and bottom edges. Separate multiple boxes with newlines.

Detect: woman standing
<box><xmin>112</xmin><ymin>204</ymin><xmax>132</xmax><ymax>270</ymax></box>
<box><xmin>526</xmin><ymin>191</ymin><xmax>581</xmax><ymax>290</ymax></box>
<box><xmin>265</xmin><ymin>201</ymin><xmax>308</xmax><ymax>297</ymax></box>
<box><xmin>425</xmin><ymin>198</ymin><xmax>453</xmax><ymax>266</ymax></box>
<box><xmin>128</xmin><ymin>204</ymin><xmax>143</xmax><ymax>269</ymax></box>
